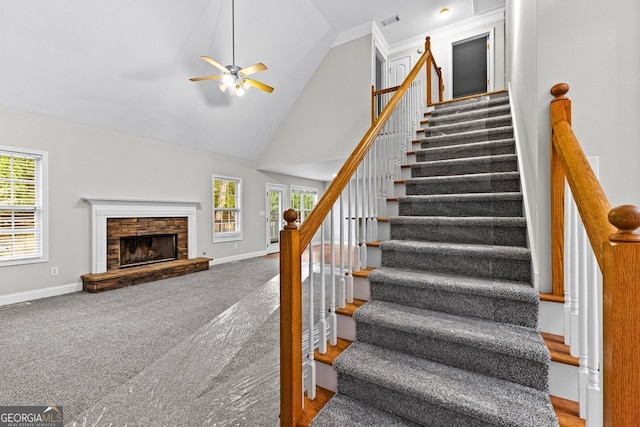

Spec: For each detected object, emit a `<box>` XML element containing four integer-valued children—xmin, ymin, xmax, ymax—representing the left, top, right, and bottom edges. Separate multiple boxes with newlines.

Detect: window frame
<box><xmin>212</xmin><ymin>174</ymin><xmax>242</xmax><ymax>243</ymax></box>
<box><xmin>0</xmin><ymin>145</ymin><xmax>49</xmax><ymax>267</ymax></box>
<box><xmin>290</xmin><ymin>185</ymin><xmax>318</xmax><ymax>226</ymax></box>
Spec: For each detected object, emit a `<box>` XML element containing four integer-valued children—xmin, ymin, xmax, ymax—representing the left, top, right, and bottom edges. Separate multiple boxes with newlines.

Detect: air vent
<box><xmin>473</xmin><ymin>0</ymin><xmax>505</xmax><ymax>15</ymax></box>
<box><xmin>381</xmin><ymin>15</ymin><xmax>400</xmax><ymax>26</ymax></box>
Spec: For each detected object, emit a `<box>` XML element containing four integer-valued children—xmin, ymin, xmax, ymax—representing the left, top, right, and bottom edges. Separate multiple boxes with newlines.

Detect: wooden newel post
<box><xmin>280</xmin><ymin>208</ymin><xmax>303</xmax><ymax>427</ymax></box>
<box><xmin>603</xmin><ymin>205</ymin><xmax>640</xmax><ymax>427</ymax></box>
<box><xmin>550</xmin><ymin>83</ymin><xmax>571</xmax><ymax>297</ymax></box>
<box><xmin>426</xmin><ymin>36</ymin><xmax>433</xmax><ymax>107</ymax></box>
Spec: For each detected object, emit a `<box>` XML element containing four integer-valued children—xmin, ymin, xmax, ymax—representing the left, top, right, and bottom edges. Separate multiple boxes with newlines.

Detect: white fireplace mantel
<box><xmin>83</xmin><ymin>197</ymin><xmax>200</xmax><ymax>274</ymax></box>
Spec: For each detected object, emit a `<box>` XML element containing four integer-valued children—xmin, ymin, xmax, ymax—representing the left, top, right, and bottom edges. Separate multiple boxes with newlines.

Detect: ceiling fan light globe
<box><xmin>235</xmin><ymin>85</ymin><xmax>245</xmax><ymax>97</ymax></box>
<box><xmin>222</xmin><ymin>74</ymin><xmax>235</xmax><ymax>86</ymax></box>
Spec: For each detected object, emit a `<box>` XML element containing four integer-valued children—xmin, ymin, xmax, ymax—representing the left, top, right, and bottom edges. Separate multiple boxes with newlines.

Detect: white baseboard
<box><xmin>210</xmin><ymin>250</ymin><xmax>268</xmax><ymax>266</ymax></box>
<box><xmin>0</xmin><ymin>282</ymin><xmax>82</xmax><ymax>307</ymax></box>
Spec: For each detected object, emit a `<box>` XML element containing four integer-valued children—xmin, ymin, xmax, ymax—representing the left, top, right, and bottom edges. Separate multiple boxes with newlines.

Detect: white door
<box><xmin>266</xmin><ymin>184</ymin><xmax>286</xmax><ymax>254</ymax></box>
<box><xmin>389</xmin><ymin>55</ymin><xmax>411</xmax><ymax>87</ymax></box>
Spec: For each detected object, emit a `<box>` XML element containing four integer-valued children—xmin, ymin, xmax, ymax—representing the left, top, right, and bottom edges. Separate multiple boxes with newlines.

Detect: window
<box><xmin>0</xmin><ymin>146</ymin><xmax>48</xmax><ymax>266</ymax></box>
<box><xmin>290</xmin><ymin>185</ymin><xmax>318</xmax><ymax>225</ymax></box>
<box><xmin>213</xmin><ymin>175</ymin><xmax>242</xmax><ymax>242</ymax></box>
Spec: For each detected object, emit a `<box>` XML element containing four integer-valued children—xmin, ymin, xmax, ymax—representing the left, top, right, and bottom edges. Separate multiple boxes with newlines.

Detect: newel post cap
<box><xmin>283</xmin><ymin>209</ymin><xmax>298</xmax><ymax>230</ymax></box>
<box><xmin>608</xmin><ymin>205</ymin><xmax>640</xmax><ymax>242</ymax></box>
<box><xmin>550</xmin><ymin>83</ymin><xmax>570</xmax><ymax>101</ymax></box>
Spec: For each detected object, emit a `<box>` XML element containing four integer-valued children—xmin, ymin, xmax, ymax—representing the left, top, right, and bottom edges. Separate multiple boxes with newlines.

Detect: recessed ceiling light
<box><xmin>439</xmin><ymin>8</ymin><xmax>451</xmax><ymax>18</ymax></box>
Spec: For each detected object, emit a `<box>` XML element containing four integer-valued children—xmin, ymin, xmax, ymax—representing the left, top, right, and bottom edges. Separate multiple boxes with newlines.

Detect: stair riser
<box><xmin>356</xmin><ymin>323</ymin><xmax>549</xmax><ymax>391</ymax></box>
<box><xmin>337</xmin><ymin>374</ymin><xmax>488</xmax><ymax>427</ymax></box>
<box><xmin>426</xmin><ymin>117</ymin><xmax>512</xmax><ymax>137</ymax></box>
<box><xmin>416</xmin><ymin>141</ymin><xmax>515</xmax><ymax>162</ymax></box>
<box><xmin>405</xmin><ymin>177</ymin><xmax>520</xmax><ymax>195</ymax></box>
<box><xmin>421</xmin><ymin>127</ymin><xmax>514</xmax><ymax>149</ymax></box>
<box><xmin>381</xmin><ymin>249</ymin><xmax>532</xmax><ymax>282</ymax></box>
<box><xmin>368</xmin><ymin>281</ymin><xmax>538</xmax><ymax>328</ymax></box>
<box><xmin>390</xmin><ymin>223</ymin><xmax>527</xmax><ymax>247</ymax></box>
<box><xmin>427</xmin><ymin>104</ymin><xmax>511</xmax><ymax>126</ymax></box>
<box><xmin>399</xmin><ymin>198</ymin><xmax>524</xmax><ymax>217</ymax></box>
<box><xmin>411</xmin><ymin>159</ymin><xmax>518</xmax><ymax>177</ymax></box>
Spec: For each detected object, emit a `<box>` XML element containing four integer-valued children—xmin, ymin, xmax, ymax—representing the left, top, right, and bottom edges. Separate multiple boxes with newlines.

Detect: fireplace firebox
<box><xmin>119</xmin><ymin>234</ymin><xmax>178</xmax><ymax>268</ymax></box>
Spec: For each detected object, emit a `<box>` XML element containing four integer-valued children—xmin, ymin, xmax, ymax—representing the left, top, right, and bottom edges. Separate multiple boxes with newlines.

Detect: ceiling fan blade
<box><xmin>239</xmin><ymin>62</ymin><xmax>267</xmax><ymax>76</ymax></box>
<box><xmin>245</xmin><ymin>78</ymin><xmax>274</xmax><ymax>93</ymax></box>
<box><xmin>189</xmin><ymin>75</ymin><xmax>222</xmax><ymax>82</ymax></box>
<box><xmin>200</xmin><ymin>56</ymin><xmax>229</xmax><ymax>73</ymax></box>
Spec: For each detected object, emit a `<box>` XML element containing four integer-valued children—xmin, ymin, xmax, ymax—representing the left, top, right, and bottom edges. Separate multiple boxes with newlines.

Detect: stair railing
<box><xmin>279</xmin><ymin>36</ymin><xmax>440</xmax><ymax>427</ymax></box>
<box><xmin>550</xmin><ymin>83</ymin><xmax>640</xmax><ymax>427</ymax></box>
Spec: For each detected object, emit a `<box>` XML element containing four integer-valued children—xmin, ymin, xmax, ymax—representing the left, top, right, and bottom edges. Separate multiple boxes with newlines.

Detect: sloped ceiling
<box><xmin>0</xmin><ymin>0</ymin><xmax>494</xmax><ymax>163</ymax></box>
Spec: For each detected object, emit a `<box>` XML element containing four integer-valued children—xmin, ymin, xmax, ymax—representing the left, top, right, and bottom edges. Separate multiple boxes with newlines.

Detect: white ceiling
<box><xmin>0</xmin><ymin>0</ymin><xmax>502</xmax><ymax>169</ymax></box>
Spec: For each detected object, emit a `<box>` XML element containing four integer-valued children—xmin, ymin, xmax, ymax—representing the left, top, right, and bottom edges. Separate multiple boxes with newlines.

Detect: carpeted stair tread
<box><xmin>380</xmin><ymin>240</ymin><xmax>531</xmax><ymax>282</ymax></box>
<box><xmin>427</xmin><ymin>103</ymin><xmax>512</xmax><ymax>126</ymax></box>
<box><xmin>353</xmin><ymin>300</ymin><xmax>550</xmax><ymax>389</ymax></box>
<box><xmin>389</xmin><ymin>215</ymin><xmax>527</xmax><ymax>246</ymax></box>
<box><xmin>426</xmin><ymin>115</ymin><xmax>513</xmax><ymax>137</ymax></box>
<box><xmin>421</xmin><ymin>126</ymin><xmax>514</xmax><ymax>149</ymax></box>
<box><xmin>405</xmin><ymin>172</ymin><xmax>521</xmax><ymax>195</ymax></box>
<box><xmin>430</xmin><ymin>92</ymin><xmax>509</xmax><ymax>116</ymax></box>
<box><xmin>398</xmin><ymin>192</ymin><xmax>524</xmax><ymax>218</ymax></box>
<box><xmin>416</xmin><ymin>139</ymin><xmax>515</xmax><ymax>162</ymax></box>
<box><xmin>334</xmin><ymin>341</ymin><xmax>559</xmax><ymax>427</ymax></box>
<box><xmin>311</xmin><ymin>394</ymin><xmax>421</xmax><ymax>427</ymax></box>
<box><xmin>367</xmin><ymin>267</ymin><xmax>538</xmax><ymax>328</ymax></box>
<box><xmin>410</xmin><ymin>154</ymin><xmax>518</xmax><ymax>178</ymax></box>
<box><xmin>368</xmin><ymin>267</ymin><xmax>536</xmax><ymax>303</ymax></box>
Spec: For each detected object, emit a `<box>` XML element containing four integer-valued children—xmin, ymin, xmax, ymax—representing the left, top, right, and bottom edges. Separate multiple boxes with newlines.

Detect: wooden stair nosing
<box><xmin>366</xmin><ymin>240</ymin><xmax>380</xmax><ymax>248</ymax></box>
<box><xmin>540</xmin><ymin>293</ymin><xmax>565</xmax><ymax>303</ymax></box>
<box><xmin>542</xmin><ymin>332</ymin><xmax>579</xmax><ymax>367</ymax></box>
<box><xmin>335</xmin><ymin>298</ymin><xmax>367</xmax><ymax>317</ymax></box>
<box><xmin>314</xmin><ymin>337</ymin><xmax>353</xmax><ymax>365</ymax></box>
<box><xmin>298</xmin><ymin>386</ymin><xmax>334</xmax><ymax>427</ymax></box>
<box><xmin>352</xmin><ymin>267</ymin><xmax>375</xmax><ymax>279</ymax></box>
<box><xmin>550</xmin><ymin>395</ymin><xmax>585</xmax><ymax>427</ymax></box>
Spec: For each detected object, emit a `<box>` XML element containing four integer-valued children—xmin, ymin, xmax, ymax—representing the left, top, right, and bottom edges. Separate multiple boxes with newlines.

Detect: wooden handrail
<box><xmin>279</xmin><ymin>36</ymin><xmax>438</xmax><ymax>427</ymax></box>
<box><xmin>550</xmin><ymin>83</ymin><xmax>640</xmax><ymax>426</ymax></box>
<box><xmin>298</xmin><ymin>38</ymin><xmax>432</xmax><ymax>250</ymax></box>
<box><xmin>372</xmin><ymin>85</ymin><xmax>400</xmax><ymax>96</ymax></box>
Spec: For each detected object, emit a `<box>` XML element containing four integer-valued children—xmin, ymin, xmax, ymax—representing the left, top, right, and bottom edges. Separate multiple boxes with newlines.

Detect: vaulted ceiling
<box><xmin>0</xmin><ymin>0</ymin><xmax>503</xmax><ymax>163</ymax></box>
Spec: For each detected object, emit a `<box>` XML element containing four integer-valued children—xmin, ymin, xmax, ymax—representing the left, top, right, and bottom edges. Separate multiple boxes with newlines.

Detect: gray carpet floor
<box><xmin>0</xmin><ymin>255</ymin><xmax>282</xmax><ymax>426</ymax></box>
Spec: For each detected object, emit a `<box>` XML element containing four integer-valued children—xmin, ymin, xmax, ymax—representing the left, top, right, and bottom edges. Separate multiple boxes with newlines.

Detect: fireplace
<box><xmin>107</xmin><ymin>217</ymin><xmax>188</xmax><ymax>270</ymax></box>
<box><xmin>119</xmin><ymin>233</ymin><xmax>178</xmax><ymax>268</ymax></box>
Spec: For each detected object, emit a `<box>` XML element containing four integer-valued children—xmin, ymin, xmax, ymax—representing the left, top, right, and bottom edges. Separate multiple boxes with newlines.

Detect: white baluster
<box><xmin>329</xmin><ymin>205</ymin><xmax>337</xmax><ymax>345</ymax></box>
<box><xmin>318</xmin><ymin>223</ymin><xmax>327</xmax><ymax>354</ymax></box>
<box><xmin>353</xmin><ymin>168</ymin><xmax>361</xmax><ymax>273</ymax></box>
<box><xmin>586</xmin><ymin>266</ymin><xmax>602</xmax><ymax>427</ymax></box>
<box><xmin>570</xmin><ymin>196</ymin><xmax>580</xmax><ymax>357</ymax></box>
<box><xmin>360</xmin><ymin>160</ymin><xmax>368</xmax><ymax>269</ymax></box>
<box><xmin>563</xmin><ymin>188</ymin><xmax>573</xmax><ymax>345</ymax></box>
<box><xmin>347</xmin><ymin>181</ymin><xmax>354</xmax><ymax>304</ymax></box>
<box><xmin>338</xmin><ymin>193</ymin><xmax>346</xmax><ymax>309</ymax></box>
<box><xmin>306</xmin><ymin>244</ymin><xmax>316</xmax><ymax>399</ymax></box>
<box><xmin>578</xmin><ymin>223</ymin><xmax>589</xmax><ymax>417</ymax></box>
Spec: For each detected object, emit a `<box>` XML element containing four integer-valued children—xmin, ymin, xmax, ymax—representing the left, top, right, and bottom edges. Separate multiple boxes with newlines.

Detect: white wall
<box><xmin>506</xmin><ymin>0</ymin><xmax>640</xmax><ymax>293</ymax></box>
<box><xmin>0</xmin><ymin>107</ymin><xmax>322</xmax><ymax>300</ymax></box>
<box><xmin>505</xmin><ymin>0</ymin><xmax>542</xmax><ymax>289</ymax></box>
<box><xmin>256</xmin><ymin>34</ymin><xmax>373</xmax><ymax>179</ymax></box>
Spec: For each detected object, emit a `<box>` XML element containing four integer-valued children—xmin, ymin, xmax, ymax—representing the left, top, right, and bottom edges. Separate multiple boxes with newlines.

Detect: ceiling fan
<box><xmin>190</xmin><ymin>0</ymin><xmax>274</xmax><ymax>97</ymax></box>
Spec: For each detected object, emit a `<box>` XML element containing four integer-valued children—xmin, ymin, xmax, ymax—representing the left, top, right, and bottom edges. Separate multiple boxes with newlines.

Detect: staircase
<box><xmin>311</xmin><ymin>92</ymin><xmax>560</xmax><ymax>426</ymax></box>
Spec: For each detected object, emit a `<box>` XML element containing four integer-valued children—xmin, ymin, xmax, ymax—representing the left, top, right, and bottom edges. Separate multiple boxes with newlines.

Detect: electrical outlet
<box><xmin>234</xmin><ymin>243</ymin><xmax>238</xmax><ymax>249</ymax></box>
<box><xmin>50</xmin><ymin>267</ymin><xmax>59</xmax><ymax>276</ymax></box>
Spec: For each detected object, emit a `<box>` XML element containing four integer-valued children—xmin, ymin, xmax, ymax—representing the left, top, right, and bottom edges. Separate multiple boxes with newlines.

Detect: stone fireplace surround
<box><xmin>83</xmin><ymin>198</ymin><xmax>200</xmax><ymax>274</ymax></box>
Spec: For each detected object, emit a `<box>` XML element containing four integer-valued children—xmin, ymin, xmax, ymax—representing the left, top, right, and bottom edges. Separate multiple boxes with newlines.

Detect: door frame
<box><xmin>448</xmin><ymin>28</ymin><xmax>495</xmax><ymax>97</ymax></box>
<box><xmin>266</xmin><ymin>183</ymin><xmax>286</xmax><ymax>254</ymax></box>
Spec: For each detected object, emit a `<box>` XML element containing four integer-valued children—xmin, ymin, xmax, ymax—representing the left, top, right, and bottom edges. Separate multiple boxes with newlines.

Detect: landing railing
<box><xmin>550</xmin><ymin>83</ymin><xmax>640</xmax><ymax>427</ymax></box>
<box><xmin>279</xmin><ymin>36</ymin><xmax>441</xmax><ymax>427</ymax></box>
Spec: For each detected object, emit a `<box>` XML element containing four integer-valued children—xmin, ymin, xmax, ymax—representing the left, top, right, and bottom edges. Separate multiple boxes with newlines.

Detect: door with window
<box><xmin>266</xmin><ymin>184</ymin><xmax>285</xmax><ymax>254</ymax></box>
